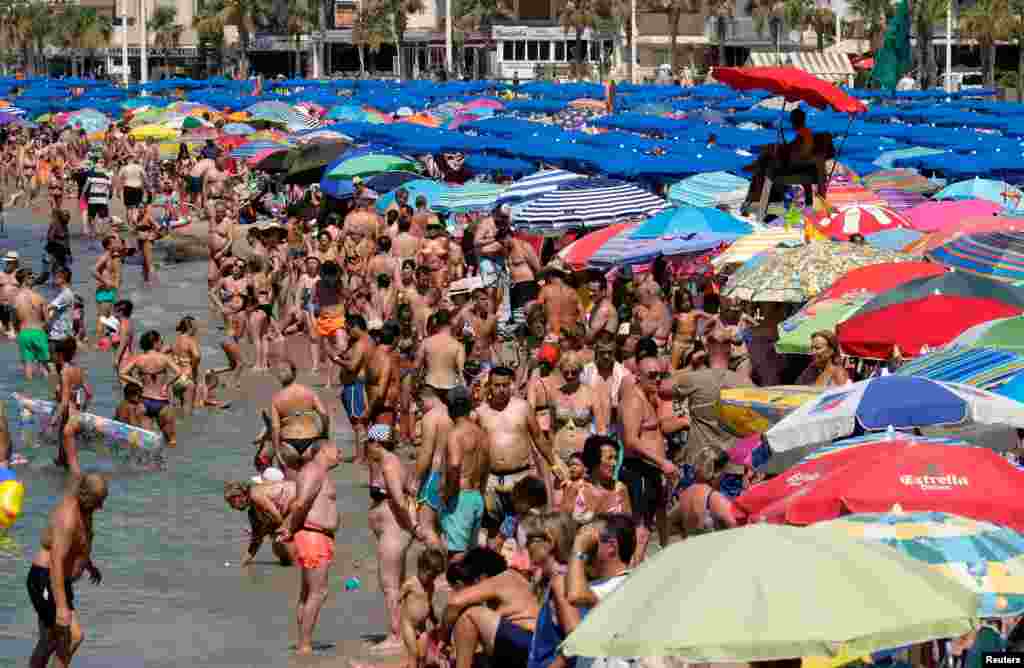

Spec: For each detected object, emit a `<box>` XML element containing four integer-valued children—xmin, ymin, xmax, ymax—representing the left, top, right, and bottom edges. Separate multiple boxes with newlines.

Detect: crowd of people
<box><xmin>8</xmin><ymin>110</ymin><xmax>885</xmax><ymax>668</ymax></box>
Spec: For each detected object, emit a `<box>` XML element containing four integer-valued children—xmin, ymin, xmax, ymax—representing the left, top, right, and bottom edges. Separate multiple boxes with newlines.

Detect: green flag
<box><xmin>870</xmin><ymin>0</ymin><xmax>913</xmax><ymax>89</ymax></box>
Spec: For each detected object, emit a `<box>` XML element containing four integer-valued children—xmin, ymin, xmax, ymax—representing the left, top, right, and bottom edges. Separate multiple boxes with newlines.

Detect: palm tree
<box><xmin>912</xmin><ymin>0</ymin><xmax>944</xmax><ymax>88</ymax></box>
<box><xmin>1</xmin><ymin>1</ymin><xmax>33</xmax><ymax>75</ymax></box>
<box><xmin>452</xmin><ymin>0</ymin><xmax>511</xmax><ymax>76</ymax></box>
<box><xmin>26</xmin><ymin>1</ymin><xmax>55</xmax><ymax>76</ymax></box>
<box><xmin>193</xmin><ymin>0</ymin><xmax>226</xmax><ymax>77</ymax></box>
<box><xmin>751</xmin><ymin>0</ymin><xmax>786</xmax><ymax>61</ymax></box>
<box><xmin>783</xmin><ymin>0</ymin><xmax>812</xmax><ymax>44</ymax></box>
<box><xmin>847</xmin><ymin>0</ymin><xmax>890</xmax><ymax>51</ymax></box>
<box><xmin>147</xmin><ymin>5</ymin><xmax>184</xmax><ymax>76</ymax></box>
<box><xmin>708</xmin><ymin>0</ymin><xmax>734</xmax><ymax>66</ymax></box>
<box><xmin>376</xmin><ymin>0</ymin><xmax>425</xmax><ymax>79</ymax></box>
<box><xmin>1011</xmin><ymin>0</ymin><xmax>1024</xmax><ymax>97</ymax></box>
<box><xmin>558</xmin><ymin>0</ymin><xmax>610</xmax><ymax>78</ymax></box>
<box><xmin>191</xmin><ymin>0</ymin><xmax>269</xmax><ymax>77</ymax></box>
<box><xmin>352</xmin><ymin>0</ymin><xmax>388</xmax><ymax>75</ymax></box>
<box><xmin>961</xmin><ymin>0</ymin><xmax>1011</xmax><ymax>87</ymax></box>
<box><xmin>284</xmin><ymin>0</ymin><xmax>316</xmax><ymax>77</ymax></box>
<box><xmin>56</xmin><ymin>6</ymin><xmax>113</xmax><ymax>77</ymax></box>
<box><xmin>809</xmin><ymin>6</ymin><xmax>835</xmax><ymax>51</ymax></box>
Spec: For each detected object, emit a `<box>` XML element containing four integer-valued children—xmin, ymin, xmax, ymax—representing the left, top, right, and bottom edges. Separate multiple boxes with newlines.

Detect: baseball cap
<box><xmin>4</xmin><ymin>251</ymin><xmax>18</xmax><ymax>261</ymax></box>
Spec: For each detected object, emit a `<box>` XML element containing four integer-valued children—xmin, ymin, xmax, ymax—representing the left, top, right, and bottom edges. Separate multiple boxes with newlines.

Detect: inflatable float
<box><xmin>718</xmin><ymin>386</ymin><xmax>823</xmax><ymax>437</ymax></box>
<box><xmin>0</xmin><ymin>467</ymin><xmax>24</xmax><ymax>529</ymax></box>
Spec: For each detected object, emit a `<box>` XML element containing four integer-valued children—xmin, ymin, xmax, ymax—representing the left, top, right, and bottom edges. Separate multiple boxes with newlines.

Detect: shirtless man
<box><xmin>455</xmin><ymin>288</ymin><xmax>497</xmax><ymax>370</ymax></box>
<box><xmin>188</xmin><ymin>154</ymin><xmax>215</xmax><ymax>207</ymax></box>
<box><xmin>474</xmin><ymin>367</ymin><xmax>567</xmax><ymax>531</ymax></box>
<box><xmin>366</xmin><ymin>322</ymin><xmax>400</xmax><ymax>427</ymax></box>
<box><xmin>276</xmin><ymin>441</ymin><xmax>342</xmax><ymax>656</ymax></box>
<box><xmin>269</xmin><ymin>361</ymin><xmax>330</xmax><ymax>479</ymax></box>
<box><xmin>336</xmin><ymin>314</ymin><xmax>373</xmax><ymax>463</ymax></box>
<box><xmin>533</xmin><ymin>262</ymin><xmax>581</xmax><ymax>343</ymax></box>
<box><xmin>411</xmin><ymin>196</ymin><xmax>438</xmax><ymax>235</ymax></box>
<box><xmin>367</xmin><ymin>236</ymin><xmax>397</xmax><ymax>285</ymax></box>
<box><xmin>416</xmin><ymin>309</ymin><xmax>464</xmax><ymax>399</ymax></box>
<box><xmin>204</xmin><ymin>157</ymin><xmax>230</xmax><ymax>203</ymax></box>
<box><xmin>119</xmin><ymin>330</ymin><xmax>183</xmax><ymax>447</ymax></box>
<box><xmin>208</xmin><ymin>200</ymin><xmax>233</xmax><ymax>309</ymax></box>
<box><xmin>366</xmin><ymin>269</ymin><xmax>397</xmax><ymax>330</ymax></box>
<box><xmin>0</xmin><ymin>251</ymin><xmax>20</xmax><ymax>339</ymax></box>
<box><xmin>632</xmin><ymin>282</ymin><xmax>672</xmax><ymax>359</ymax></box>
<box><xmin>504</xmin><ymin>231</ymin><xmax>541</xmax><ymax>321</ymax></box>
<box><xmin>13</xmin><ymin>268</ymin><xmax>52</xmax><ymax>380</ymax></box>
<box><xmin>27</xmin><ymin>474</ymin><xmax>107</xmax><ymax>668</ymax></box>
<box><xmin>404</xmin><ymin>266</ymin><xmax>439</xmax><ymax>338</ymax></box>
<box><xmin>385</xmin><ymin>186</ymin><xmax>409</xmax><ymax>218</ymax></box>
<box><xmin>392</xmin><ymin>215</ymin><xmax>422</xmax><ymax>266</ymax></box>
<box><xmin>585</xmin><ymin>273</ymin><xmax>619</xmax><ymax>344</ymax></box>
<box><xmin>671</xmin><ymin>290</ymin><xmax>712</xmax><ymax>371</ymax></box>
<box><xmin>442</xmin><ymin>386</ymin><xmax>489</xmax><ymax>557</ymax></box>
<box><xmin>413</xmin><ymin>385</ymin><xmax>451</xmax><ymax>550</ymax></box>
<box><xmin>346</xmin><ymin>197</ymin><xmax>381</xmax><ymax>242</ymax></box>
<box><xmin>620</xmin><ymin>342</ymin><xmax>677</xmax><ymax>564</ymax></box>
<box><xmin>417</xmin><ymin>221</ymin><xmax>451</xmax><ymax>290</ymax></box>
<box><xmin>93</xmin><ymin>235</ymin><xmax>124</xmax><ymax>339</ymax></box>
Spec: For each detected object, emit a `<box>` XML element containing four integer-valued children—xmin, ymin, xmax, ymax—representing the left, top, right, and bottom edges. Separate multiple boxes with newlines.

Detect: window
<box><xmin>604</xmin><ymin>40</ymin><xmax>614</xmax><ymax>57</ymax></box>
<box><xmin>590</xmin><ymin>40</ymin><xmax>600</xmax><ymax>61</ymax></box>
<box><xmin>503</xmin><ymin>41</ymin><xmax>514</xmax><ymax>60</ymax></box>
<box><xmin>538</xmin><ymin>41</ymin><xmax>550</xmax><ymax>61</ymax></box>
<box><xmin>514</xmin><ymin>40</ymin><xmax>526</xmax><ymax>61</ymax></box>
<box><xmin>527</xmin><ymin>40</ymin><xmax>538</xmax><ymax>60</ymax></box>
<box><xmin>554</xmin><ymin>40</ymin><xmax>565</xmax><ymax>61</ymax></box>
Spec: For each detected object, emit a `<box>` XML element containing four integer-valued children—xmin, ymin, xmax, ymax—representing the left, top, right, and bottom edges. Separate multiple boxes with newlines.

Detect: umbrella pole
<box><xmin>825</xmin><ymin>113</ymin><xmax>856</xmax><ymax>196</ymax></box>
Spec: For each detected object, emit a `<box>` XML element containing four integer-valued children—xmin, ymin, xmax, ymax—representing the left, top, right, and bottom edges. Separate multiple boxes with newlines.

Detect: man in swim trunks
<box><xmin>416</xmin><ymin>308</ymin><xmax>464</xmax><ymax>403</ymax></box>
<box><xmin>336</xmin><ymin>313</ymin><xmax>372</xmax><ymax>464</ymax></box>
<box><xmin>188</xmin><ymin>154</ymin><xmax>214</xmax><ymax>208</ymax></box>
<box><xmin>366</xmin><ymin>321</ymin><xmax>400</xmax><ymax>427</ymax></box>
<box><xmin>443</xmin><ymin>386</ymin><xmax>489</xmax><ymax>557</ymax></box>
<box><xmin>413</xmin><ymin>384</ymin><xmax>451</xmax><ymax>550</ymax></box>
<box><xmin>92</xmin><ymin>235</ymin><xmax>124</xmax><ymax>339</ymax></box>
<box><xmin>119</xmin><ymin>330</ymin><xmax>183</xmax><ymax>448</ymax></box>
<box><xmin>27</xmin><ymin>473</ymin><xmax>107</xmax><ymax>668</ymax></box>
<box><xmin>13</xmin><ymin>268</ymin><xmax>51</xmax><ymax>380</ymax></box>
<box><xmin>269</xmin><ymin>360</ymin><xmax>330</xmax><ymax>478</ymax></box>
<box><xmin>0</xmin><ymin>251</ymin><xmax>20</xmax><ymax>339</ymax></box>
<box><xmin>276</xmin><ymin>440</ymin><xmax>341</xmax><ymax>655</ymax></box>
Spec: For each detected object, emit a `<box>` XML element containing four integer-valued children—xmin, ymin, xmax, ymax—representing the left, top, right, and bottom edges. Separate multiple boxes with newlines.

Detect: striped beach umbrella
<box><xmin>711</xmin><ymin>228</ymin><xmax>804</xmax><ymax>268</ymax></box>
<box><xmin>233</xmin><ymin>139</ymin><xmax>292</xmax><ymax>159</ymax></box>
<box><xmin>935</xmin><ymin>177</ymin><xmax>1024</xmax><ymax>213</ymax></box>
<box><xmin>494</xmin><ymin>169</ymin><xmax>587</xmax><ymax>207</ymax></box>
<box><xmin>928</xmin><ymin>231</ymin><xmax>1024</xmax><ymax>283</ymax></box>
<box><xmin>667</xmin><ymin>171</ymin><xmax>750</xmax><ymax>208</ymax></box>
<box><xmin>895</xmin><ymin>346</ymin><xmax>1024</xmax><ymax>392</ymax></box>
<box><xmin>434</xmin><ymin>182</ymin><xmax>507</xmax><ymax>214</ymax></box>
<box><xmin>510</xmin><ymin>178</ymin><xmax>669</xmax><ymax>231</ymax></box>
<box><xmin>951</xmin><ymin>316</ymin><xmax>1024</xmax><ymax>353</ymax></box>
<box><xmin>863</xmin><ymin>168</ymin><xmax>940</xmax><ymax>194</ymax></box>
<box><xmin>816</xmin><ymin>511</ymin><xmax>1024</xmax><ymax>616</ymax></box>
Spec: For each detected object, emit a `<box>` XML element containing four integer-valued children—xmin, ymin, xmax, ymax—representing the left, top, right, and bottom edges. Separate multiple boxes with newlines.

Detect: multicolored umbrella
<box><xmin>723</xmin><ymin>240</ymin><xmax>916</xmax><ymax>303</ymax></box>
<box><xmin>951</xmin><ymin>316</ymin><xmax>1024</xmax><ymax>353</ymax></box>
<box><xmin>906</xmin><ymin>216</ymin><xmax>1024</xmax><ymax>254</ymax></box>
<box><xmin>738</xmin><ymin>432</ymin><xmax>1024</xmax><ymax>531</ymax></box>
<box><xmin>764</xmin><ymin>376</ymin><xmax>1024</xmax><ymax>454</ymax></box>
<box><xmin>904</xmin><ymin>200</ymin><xmax>1004</xmax><ymax>233</ymax></box>
<box><xmin>895</xmin><ymin>347</ymin><xmax>1024</xmax><ymax>392</ymax></box>
<box><xmin>838</xmin><ymin>294</ymin><xmax>1023</xmax><ymax>359</ymax></box>
<box><xmin>872</xmin><ymin>188</ymin><xmax>928</xmax><ymax>212</ymax></box>
<box><xmin>718</xmin><ymin>386</ymin><xmax>824</xmax><ymax>437</ymax></box>
<box><xmin>561</xmin><ymin>523</ymin><xmax>978</xmax><ymax>661</ymax></box>
<box><xmin>935</xmin><ymin>177</ymin><xmax>1024</xmax><ymax>213</ymax></box>
<box><xmin>813</xmin><ymin>204</ymin><xmax>912</xmax><ymax>241</ymax></box>
<box><xmin>325</xmin><ymin>153</ymin><xmax>419</xmax><ymax>180</ymax></box>
<box><xmin>434</xmin><ymin>182</ymin><xmax>508</xmax><ymax>213</ymax></box>
<box><xmin>667</xmin><ymin>171</ymin><xmax>750</xmax><ymax>208</ymax></box>
<box><xmin>222</xmin><ymin>122</ymin><xmax>256</xmax><ymax>135</ymax></box>
<box><xmin>558</xmin><ymin>223</ymin><xmax>635</xmax><ymax>270</ymax></box>
<box><xmin>710</xmin><ymin>228</ymin><xmax>803</xmax><ymax>268</ymax></box>
<box><xmin>928</xmin><ymin>231</ymin><xmax>1024</xmax><ymax>283</ymax></box>
<box><xmin>824</xmin><ymin>183</ymin><xmax>886</xmax><ymax>209</ymax></box>
<box><xmin>863</xmin><ymin>168</ymin><xmax>940</xmax><ymax>194</ymax></box>
<box><xmin>374</xmin><ymin>179</ymin><xmax>445</xmax><ymax>212</ymax></box>
<box><xmin>815</xmin><ymin>511</ymin><xmax>1024</xmax><ymax>617</ymax></box>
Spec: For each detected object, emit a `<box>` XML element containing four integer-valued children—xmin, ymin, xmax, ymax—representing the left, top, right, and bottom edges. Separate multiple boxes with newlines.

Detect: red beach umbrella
<box><xmin>814</xmin><ymin>261</ymin><xmax>946</xmax><ymax>302</ymax></box>
<box><xmin>713</xmin><ymin>66</ymin><xmax>868</xmax><ymax>113</ymax></box>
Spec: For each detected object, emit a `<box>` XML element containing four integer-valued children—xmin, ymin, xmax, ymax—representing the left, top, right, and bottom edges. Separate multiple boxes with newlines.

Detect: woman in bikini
<box><xmin>48</xmin><ymin>161</ymin><xmax>65</xmax><ymax>212</ymax></box>
<box><xmin>246</xmin><ymin>255</ymin><xmax>275</xmax><ymax>372</ymax></box>
<box><xmin>170</xmin><ymin>316</ymin><xmax>201</xmax><ymax>415</ymax></box>
<box><xmin>218</xmin><ymin>260</ymin><xmax>248</xmax><ymax>348</ymax></box>
<box><xmin>224</xmin><ymin>480</ymin><xmax>298</xmax><ymax>566</ymax></box>
<box><xmin>547</xmin><ymin>352</ymin><xmax>603</xmax><ymax>506</ymax></box>
<box><xmin>802</xmin><ymin>329</ymin><xmax>851</xmax><ymax>387</ymax></box>
<box><xmin>51</xmin><ymin>338</ymin><xmax>92</xmax><ymax>476</ymax></box>
<box><xmin>559</xmin><ymin>435</ymin><xmax>631</xmax><ymax>524</ymax></box>
<box><xmin>280</xmin><ymin>256</ymin><xmax>322</xmax><ymax>374</ymax></box>
<box><xmin>666</xmin><ymin>445</ymin><xmax>739</xmax><ymax>541</ymax></box>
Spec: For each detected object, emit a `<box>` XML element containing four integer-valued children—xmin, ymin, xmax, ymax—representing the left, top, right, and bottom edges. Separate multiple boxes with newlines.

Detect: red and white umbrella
<box><xmin>814</xmin><ymin>204</ymin><xmax>912</xmax><ymax>241</ymax></box>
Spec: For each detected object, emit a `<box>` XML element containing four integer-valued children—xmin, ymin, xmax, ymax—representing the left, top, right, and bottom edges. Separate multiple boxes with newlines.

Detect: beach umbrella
<box><xmin>815</xmin><ymin>511</ymin><xmax>1024</xmax><ymax>617</ymax></box>
<box><xmin>866</xmin><ymin>228</ymin><xmax>926</xmax><ymax>252</ymax></box>
<box><xmin>0</xmin><ymin>111</ymin><xmax>23</xmax><ymax>126</ymax></box>
<box><xmin>129</xmin><ymin>124</ymin><xmax>177</xmax><ymax>141</ymax></box>
<box><xmin>718</xmin><ymin>386</ymin><xmax>824</xmax><ymax>437</ymax></box>
<box><xmin>494</xmin><ymin>169</ymin><xmax>588</xmax><ymax>207</ymax></box>
<box><xmin>895</xmin><ymin>347</ymin><xmax>1024</xmax><ymax>392</ymax></box>
<box><xmin>710</xmin><ymin>228</ymin><xmax>803</xmax><ymax>268</ymax></box>
<box><xmin>326</xmin><ymin>104</ymin><xmax>368</xmax><ymax>121</ymax></box>
<box><xmin>854</xmin><ymin>271</ymin><xmax>1024</xmax><ymax>315</ymax></box>
<box><xmin>557</xmin><ymin>223</ymin><xmax>635</xmax><ymax>270</ymax></box>
<box><xmin>812</xmin><ymin>204</ymin><xmax>912</xmax><ymax>241</ymax></box>
<box><xmin>560</xmin><ymin>523</ymin><xmax>978</xmax><ymax>661</ymax></box>
<box><xmin>630</xmin><ymin>206</ymin><xmax>752</xmax><ymax>239</ymax></box>
<box><xmin>775</xmin><ymin>261</ymin><xmax>945</xmax><ymax>355</ymax></box>
<box><xmin>667</xmin><ymin>171</ymin><xmax>750</xmax><ymax>208</ymax></box>
<box><xmin>863</xmin><ymin>168</ymin><xmax>940</xmax><ymax>194</ymax></box>
<box><xmin>951</xmin><ymin>316</ymin><xmax>1024</xmax><ymax>353</ymax></box>
<box><xmin>284</xmin><ymin>140</ymin><xmax>351</xmax><ymax>180</ymax></box>
<box><xmin>234</xmin><ymin>140</ymin><xmax>292</xmax><ymax>160</ymax></box>
<box><xmin>374</xmin><ymin>179</ymin><xmax>446</xmax><ymax>212</ymax></box>
<box><xmin>714</xmin><ymin>67</ymin><xmax>869</xmax><ymax>113</ymax></box>
<box><xmin>434</xmin><ymin>182</ymin><xmax>507</xmax><ymax>213</ymax></box>
<box><xmin>873</xmin><ymin>188</ymin><xmax>928</xmax><ymax>212</ymax></box>
<box><xmin>935</xmin><ymin>178</ymin><xmax>1024</xmax><ymax>213</ymax></box>
<box><xmin>246</xmin><ymin>146</ymin><xmax>288</xmax><ymax>167</ymax></box>
<box><xmin>928</xmin><ymin>231</ymin><xmax>1024</xmax><ymax>283</ymax></box>
<box><xmin>510</xmin><ymin>177</ymin><xmax>670</xmax><ymax>231</ymax></box>
<box><xmin>253</xmin><ymin>149</ymin><xmax>292</xmax><ymax>173</ymax></box>
<box><xmin>738</xmin><ymin>432</ymin><xmax>1024</xmax><ymax>530</ymax></box>
<box><xmin>325</xmin><ymin>153</ymin><xmax>418</xmax><ymax>180</ymax></box>
<box><xmin>764</xmin><ymin>376</ymin><xmax>1024</xmax><ymax>454</ymax></box>
<box><xmin>464</xmin><ymin>97</ymin><xmax>504</xmax><ymax>111</ymax></box>
<box><xmin>723</xmin><ymin>240</ymin><xmax>916</xmax><ymax>303</ymax></box>
<box><xmin>222</xmin><ymin>122</ymin><xmax>256</xmax><ymax>135</ymax></box>
<box><xmin>904</xmin><ymin>200</ymin><xmax>1004</xmax><ymax>233</ymax></box>
<box><xmin>906</xmin><ymin>216</ymin><xmax>1024</xmax><ymax>255</ymax></box>
<box><xmin>824</xmin><ymin>183</ymin><xmax>887</xmax><ymax>209</ymax></box>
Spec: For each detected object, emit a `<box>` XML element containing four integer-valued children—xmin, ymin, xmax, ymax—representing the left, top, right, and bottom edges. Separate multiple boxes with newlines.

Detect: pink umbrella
<box><xmin>874</xmin><ymin>188</ymin><xmax>928</xmax><ymax>211</ymax></box>
<box><xmin>247</xmin><ymin>147</ymin><xmax>287</xmax><ymax>166</ymax></box>
<box><xmin>905</xmin><ymin>215</ymin><xmax>1024</xmax><ymax>253</ymax></box>
<box><xmin>464</xmin><ymin>97</ymin><xmax>504</xmax><ymax>111</ymax></box>
<box><xmin>447</xmin><ymin>112</ymin><xmax>481</xmax><ymax>130</ymax></box>
<box><xmin>813</xmin><ymin>204</ymin><xmax>912</xmax><ymax>241</ymax></box>
<box><xmin>904</xmin><ymin>199</ymin><xmax>1003</xmax><ymax>232</ymax></box>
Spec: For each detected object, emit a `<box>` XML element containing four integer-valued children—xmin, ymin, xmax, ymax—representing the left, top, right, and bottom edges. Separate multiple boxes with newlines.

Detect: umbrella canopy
<box><xmin>510</xmin><ymin>178</ymin><xmax>670</xmax><ymax>231</ymax></box>
<box><xmin>713</xmin><ymin>67</ymin><xmax>869</xmax><ymax>113</ymax></box>
<box><xmin>325</xmin><ymin>153</ymin><xmax>419</xmax><ymax>180</ymax></box>
<box><xmin>630</xmin><ymin>206</ymin><xmax>752</xmax><ymax>239</ymax></box>
<box><xmin>906</xmin><ymin>216</ymin><xmax>1024</xmax><ymax>255</ymax></box>
<box><xmin>719</xmin><ymin>386</ymin><xmax>824</xmax><ymax>437</ymax></box>
<box><xmin>710</xmin><ymin>229</ymin><xmax>803</xmax><ymax>268</ymax></box>
<box><xmin>222</xmin><ymin>122</ymin><xmax>257</xmax><ymax>135</ymax></box>
<box><xmin>863</xmin><ymin>168</ymin><xmax>940</xmax><ymax>194</ymax></box>
<box><xmin>284</xmin><ymin>140</ymin><xmax>351</xmax><ymax>179</ymax></box>
<box><xmin>825</xmin><ymin>183</ymin><xmax>887</xmax><ymax>209</ymax></box>
<box><xmin>813</xmin><ymin>204</ymin><xmax>912</xmax><ymax>241</ymax></box>
<box><xmin>904</xmin><ymin>200</ymin><xmax>1004</xmax><ymax>233</ymax></box>
<box><xmin>667</xmin><ymin>171</ymin><xmax>750</xmax><ymax>208</ymax></box>
<box><xmin>561</xmin><ymin>523</ymin><xmax>977</xmax><ymax>661</ymax></box>
<box><xmin>558</xmin><ymin>223</ymin><xmax>636</xmax><ymax>270</ymax></box>
<box><xmin>253</xmin><ymin>149</ymin><xmax>292</xmax><ymax>173</ymax></box>
<box><xmin>494</xmin><ymin>169</ymin><xmax>588</xmax><ymax>207</ymax></box>
<box><xmin>928</xmin><ymin>231</ymin><xmax>1024</xmax><ymax>283</ymax></box>
<box><xmin>246</xmin><ymin>146</ymin><xmax>288</xmax><ymax>167</ymax></box>
<box><xmin>837</xmin><ymin>294</ymin><xmax>1023</xmax><ymax>358</ymax></box>
<box><xmin>951</xmin><ymin>316</ymin><xmax>1024</xmax><ymax>352</ymax></box>
<box><xmin>738</xmin><ymin>433</ymin><xmax>1024</xmax><ymax>531</ymax></box>
<box><xmin>895</xmin><ymin>346</ymin><xmax>1024</xmax><ymax>393</ymax></box>
<box><xmin>723</xmin><ymin>240</ymin><xmax>916</xmax><ymax>303</ymax></box>
<box><xmin>764</xmin><ymin>376</ymin><xmax>1024</xmax><ymax>453</ymax></box>
<box><xmin>854</xmin><ymin>272</ymin><xmax>1024</xmax><ymax>315</ymax></box>
<box><xmin>776</xmin><ymin>261</ymin><xmax>945</xmax><ymax>355</ymax></box>
<box><xmin>374</xmin><ymin>179</ymin><xmax>446</xmax><ymax>212</ymax></box>
<box><xmin>815</xmin><ymin>511</ymin><xmax>1024</xmax><ymax>617</ymax></box>
<box><xmin>935</xmin><ymin>178</ymin><xmax>1024</xmax><ymax>213</ymax></box>
<box><xmin>434</xmin><ymin>182</ymin><xmax>507</xmax><ymax>213</ymax></box>
<box><xmin>873</xmin><ymin>188</ymin><xmax>928</xmax><ymax>212</ymax></box>
<box><xmin>129</xmin><ymin>123</ymin><xmax>178</xmax><ymax>141</ymax></box>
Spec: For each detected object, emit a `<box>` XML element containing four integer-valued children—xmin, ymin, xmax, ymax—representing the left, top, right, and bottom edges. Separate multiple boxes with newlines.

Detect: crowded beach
<box><xmin>3</xmin><ymin>70</ymin><xmax>1024</xmax><ymax>668</ymax></box>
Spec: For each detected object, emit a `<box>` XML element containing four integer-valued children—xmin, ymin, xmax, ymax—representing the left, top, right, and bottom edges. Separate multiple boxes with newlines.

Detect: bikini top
<box><xmin>553</xmin><ymin>402</ymin><xmax>593</xmax><ymax>432</ymax></box>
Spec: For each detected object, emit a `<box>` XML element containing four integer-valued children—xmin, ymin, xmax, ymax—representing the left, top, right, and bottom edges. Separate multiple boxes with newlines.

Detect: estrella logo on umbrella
<box><xmin>809</xmin><ymin>390</ymin><xmax>852</xmax><ymax>414</ymax></box>
<box><xmin>786</xmin><ymin>472</ymin><xmax>821</xmax><ymax>487</ymax></box>
<box><xmin>899</xmin><ymin>473</ymin><xmax>969</xmax><ymax>491</ymax></box>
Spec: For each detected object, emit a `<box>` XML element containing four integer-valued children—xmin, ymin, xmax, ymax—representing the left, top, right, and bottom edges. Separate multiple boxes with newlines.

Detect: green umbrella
<box><xmin>776</xmin><ymin>293</ymin><xmax>875</xmax><ymax>354</ymax></box>
<box><xmin>951</xmin><ymin>315</ymin><xmax>1024</xmax><ymax>352</ymax></box>
<box><xmin>182</xmin><ymin>116</ymin><xmax>204</xmax><ymax>130</ymax></box>
<box><xmin>284</xmin><ymin>141</ymin><xmax>352</xmax><ymax>183</ymax></box>
<box><xmin>325</xmin><ymin>153</ymin><xmax>419</xmax><ymax>180</ymax></box>
<box><xmin>562</xmin><ymin>524</ymin><xmax>978</xmax><ymax>661</ymax></box>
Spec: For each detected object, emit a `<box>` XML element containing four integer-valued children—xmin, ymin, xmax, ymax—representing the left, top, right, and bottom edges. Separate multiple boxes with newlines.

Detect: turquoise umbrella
<box><xmin>935</xmin><ymin>177</ymin><xmax>1024</xmax><ymax>213</ymax></box>
<box><xmin>630</xmin><ymin>206</ymin><xmax>752</xmax><ymax>239</ymax></box>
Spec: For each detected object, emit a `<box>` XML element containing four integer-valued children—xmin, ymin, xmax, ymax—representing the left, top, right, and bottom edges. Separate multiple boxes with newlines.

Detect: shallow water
<box><xmin>0</xmin><ymin>210</ymin><xmax>384</xmax><ymax>667</ymax></box>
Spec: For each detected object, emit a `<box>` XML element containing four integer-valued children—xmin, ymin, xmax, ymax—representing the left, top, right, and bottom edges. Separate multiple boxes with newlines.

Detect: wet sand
<box><xmin>0</xmin><ymin>200</ymin><xmax>419</xmax><ymax>668</ymax></box>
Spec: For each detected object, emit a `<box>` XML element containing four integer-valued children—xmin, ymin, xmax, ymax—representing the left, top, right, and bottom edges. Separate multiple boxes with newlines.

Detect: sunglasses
<box><xmin>644</xmin><ymin>371</ymin><xmax>669</xmax><ymax>381</ymax></box>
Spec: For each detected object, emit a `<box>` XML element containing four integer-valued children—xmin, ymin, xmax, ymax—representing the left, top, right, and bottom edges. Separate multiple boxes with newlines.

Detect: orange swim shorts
<box><xmin>316</xmin><ymin>315</ymin><xmax>345</xmax><ymax>338</ymax></box>
<box><xmin>294</xmin><ymin>529</ymin><xmax>335</xmax><ymax>569</ymax></box>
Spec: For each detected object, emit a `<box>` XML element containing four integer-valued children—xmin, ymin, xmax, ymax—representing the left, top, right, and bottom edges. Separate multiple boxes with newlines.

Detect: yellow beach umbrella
<box><xmin>130</xmin><ymin>124</ymin><xmax>178</xmax><ymax>141</ymax></box>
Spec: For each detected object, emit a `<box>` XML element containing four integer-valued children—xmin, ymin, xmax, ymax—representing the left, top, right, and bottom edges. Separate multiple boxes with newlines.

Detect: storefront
<box><xmin>493</xmin><ymin>25</ymin><xmax>615</xmax><ymax>81</ymax></box>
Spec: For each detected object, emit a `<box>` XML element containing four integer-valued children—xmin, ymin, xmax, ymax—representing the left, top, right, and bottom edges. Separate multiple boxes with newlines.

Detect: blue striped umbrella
<box><xmin>223</xmin><ymin>122</ymin><xmax>257</xmax><ymax>135</ymax></box>
<box><xmin>510</xmin><ymin>178</ymin><xmax>669</xmax><ymax>231</ymax></box>
<box><xmin>928</xmin><ymin>231</ymin><xmax>1024</xmax><ymax>283</ymax></box>
<box><xmin>816</xmin><ymin>511</ymin><xmax>1024</xmax><ymax>616</ymax></box>
<box><xmin>232</xmin><ymin>139</ymin><xmax>293</xmax><ymax>159</ymax></box>
<box><xmin>494</xmin><ymin>169</ymin><xmax>587</xmax><ymax>207</ymax></box>
<box><xmin>668</xmin><ymin>171</ymin><xmax>750</xmax><ymax>208</ymax></box>
<box><xmin>435</xmin><ymin>182</ymin><xmax>508</xmax><ymax>214</ymax></box>
<box><xmin>895</xmin><ymin>346</ymin><xmax>1024</xmax><ymax>392</ymax></box>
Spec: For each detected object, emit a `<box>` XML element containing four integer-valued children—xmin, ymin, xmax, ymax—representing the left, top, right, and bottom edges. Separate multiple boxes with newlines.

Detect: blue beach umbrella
<box><xmin>630</xmin><ymin>206</ymin><xmax>752</xmax><ymax>240</ymax></box>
